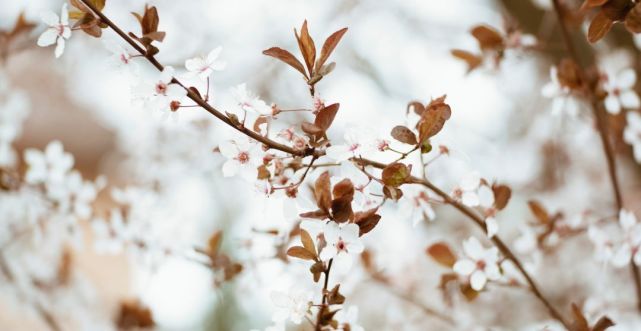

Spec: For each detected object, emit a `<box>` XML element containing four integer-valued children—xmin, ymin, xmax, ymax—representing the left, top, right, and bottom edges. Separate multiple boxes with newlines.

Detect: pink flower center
<box><xmin>120</xmin><ymin>54</ymin><xmax>129</xmax><ymax>64</ymax></box>
<box><xmin>476</xmin><ymin>260</ymin><xmax>486</xmax><ymax>271</ymax></box>
<box><xmin>155</xmin><ymin>82</ymin><xmax>167</xmax><ymax>95</ymax></box>
<box><xmin>348</xmin><ymin>143</ymin><xmax>360</xmax><ymax>152</ymax></box>
<box><xmin>236</xmin><ymin>151</ymin><xmax>250</xmax><ymax>164</ymax></box>
<box><xmin>336</xmin><ymin>239</ymin><xmax>347</xmax><ymax>252</ymax></box>
<box><xmin>56</xmin><ymin>24</ymin><xmax>65</xmax><ymax>36</ymax></box>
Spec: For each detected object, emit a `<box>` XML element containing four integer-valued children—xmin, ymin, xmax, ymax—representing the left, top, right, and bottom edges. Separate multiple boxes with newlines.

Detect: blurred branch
<box><xmin>549</xmin><ymin>0</ymin><xmax>641</xmax><ymax>314</ymax></box>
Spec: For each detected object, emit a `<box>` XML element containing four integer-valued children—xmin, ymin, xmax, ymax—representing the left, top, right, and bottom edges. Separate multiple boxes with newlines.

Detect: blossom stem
<box><xmin>550</xmin><ymin>0</ymin><xmax>641</xmax><ymax>313</ymax></box>
<box><xmin>315</xmin><ymin>258</ymin><xmax>333</xmax><ymax>331</ymax></box>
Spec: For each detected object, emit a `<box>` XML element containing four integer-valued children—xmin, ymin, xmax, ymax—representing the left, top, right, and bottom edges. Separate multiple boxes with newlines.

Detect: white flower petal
<box><xmin>485</xmin><ymin>217</ymin><xmax>498</xmax><ymax>238</ymax></box>
<box><xmin>37</xmin><ymin>29</ymin><xmax>58</xmax><ymax>47</ymax></box>
<box><xmin>453</xmin><ymin>259</ymin><xmax>475</xmax><ymax>276</ymax></box>
<box><xmin>620</xmin><ymin>90</ymin><xmax>640</xmax><ymax>109</ymax></box>
<box><xmin>470</xmin><ymin>270</ymin><xmax>488</xmax><ymax>291</ymax></box>
<box><xmin>604</xmin><ymin>95</ymin><xmax>621</xmax><ymax>114</ymax></box>
<box><xmin>617</xmin><ymin>69</ymin><xmax>637</xmax><ymax>89</ymax></box>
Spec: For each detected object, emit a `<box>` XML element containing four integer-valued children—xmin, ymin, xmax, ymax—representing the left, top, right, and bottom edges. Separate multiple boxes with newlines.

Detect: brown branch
<box><xmin>78</xmin><ymin>1</ymin><xmax>569</xmax><ymax>327</ymax></box>
<box><xmin>550</xmin><ymin>0</ymin><xmax>641</xmax><ymax>313</ymax></box>
<box><xmin>315</xmin><ymin>258</ymin><xmax>333</xmax><ymax>331</ymax></box>
<box><xmin>353</xmin><ymin>158</ymin><xmax>571</xmax><ymax>329</ymax></box>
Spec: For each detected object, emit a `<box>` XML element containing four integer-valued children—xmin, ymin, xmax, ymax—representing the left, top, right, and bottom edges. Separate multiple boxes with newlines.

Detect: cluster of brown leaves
<box><xmin>69</xmin><ymin>0</ymin><xmax>108</xmax><ymax>38</ymax></box>
<box><xmin>205</xmin><ymin>230</ymin><xmax>243</xmax><ymax>286</ymax></box>
<box><xmin>263</xmin><ymin>21</ymin><xmax>347</xmax><ymax>92</ymax></box>
<box><xmin>584</xmin><ymin>0</ymin><xmax>641</xmax><ymax>43</ymax></box>
<box><xmin>425</xmin><ymin>242</ymin><xmax>483</xmax><ymax>302</ymax></box>
<box><xmin>300</xmin><ymin>172</ymin><xmax>381</xmax><ymax>233</ymax></box>
<box><xmin>129</xmin><ymin>5</ymin><xmax>166</xmax><ymax>56</ymax></box>
<box><xmin>0</xmin><ymin>12</ymin><xmax>36</xmax><ymax>61</ymax></box>
<box><xmin>526</xmin><ymin>200</ymin><xmax>581</xmax><ymax>246</ymax></box>
<box><xmin>116</xmin><ymin>300</ymin><xmax>154</xmax><ymax>330</ymax></box>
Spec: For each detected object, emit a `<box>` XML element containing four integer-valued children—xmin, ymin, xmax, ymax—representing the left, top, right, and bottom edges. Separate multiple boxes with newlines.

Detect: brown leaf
<box><xmin>427</xmin><ymin>242</ymin><xmax>457</xmax><ymax>268</ymax></box>
<box><xmin>592</xmin><ymin>316</ymin><xmax>615</xmax><ymax>331</ymax></box>
<box><xmin>588</xmin><ymin>11</ymin><xmax>614</xmax><ymax>43</ymax></box>
<box><xmin>471</xmin><ymin>25</ymin><xmax>504</xmax><ymax>51</ymax></box>
<box><xmin>142</xmin><ymin>6</ymin><xmax>160</xmax><ymax>35</ymax></box>
<box><xmin>492</xmin><ymin>184</ymin><xmax>512</xmax><ymax>210</ymax></box>
<box><xmin>310</xmin><ymin>261</ymin><xmax>324</xmax><ymax>282</ymax></box>
<box><xmin>300</xmin><ymin>229</ymin><xmax>316</xmax><ymax>256</ymax></box>
<box><xmin>207</xmin><ymin>230</ymin><xmax>223</xmax><ymax>257</ymax></box>
<box><xmin>144</xmin><ymin>31</ymin><xmax>165</xmax><ymax>42</ymax></box>
<box><xmin>407</xmin><ymin>101</ymin><xmax>425</xmax><ymax>115</ymax></box>
<box><xmin>253</xmin><ymin>116</ymin><xmax>269</xmax><ymax>133</ymax></box>
<box><xmin>382</xmin><ymin>163</ymin><xmax>411</xmax><ymax>187</ymax></box>
<box><xmin>354</xmin><ymin>208</ymin><xmax>381</xmax><ymax>236</ymax></box>
<box><xmin>625</xmin><ymin>3</ymin><xmax>641</xmax><ymax>33</ymax></box>
<box><xmin>287</xmin><ymin>246</ymin><xmax>317</xmax><ymax>260</ymax></box>
<box><xmin>460</xmin><ymin>284</ymin><xmax>479</xmax><ymax>301</ymax></box>
<box><xmin>116</xmin><ymin>300</ymin><xmax>154</xmax><ymax>330</ymax></box>
<box><xmin>263</xmin><ymin>47</ymin><xmax>308</xmax><ymax>78</ymax></box>
<box><xmin>391</xmin><ymin>126</ymin><xmax>418</xmax><ymax>145</ymax></box>
<box><xmin>451</xmin><ymin>49</ymin><xmax>483</xmax><ymax>72</ymax></box>
<box><xmin>571</xmin><ymin>303</ymin><xmax>589</xmax><ymax>331</ymax></box>
<box><xmin>602</xmin><ymin>0</ymin><xmax>634</xmax><ymax>21</ymax></box>
<box><xmin>315</xmin><ymin>171</ymin><xmax>332</xmax><ymax>212</ymax></box>
<box><xmin>581</xmin><ymin>0</ymin><xmax>609</xmax><ymax>9</ymax></box>
<box><xmin>327</xmin><ymin>284</ymin><xmax>346</xmax><ymax>305</ymax></box>
<box><xmin>316</xmin><ymin>27</ymin><xmax>348</xmax><ymax>72</ymax></box>
<box><xmin>314</xmin><ymin>103</ymin><xmax>340</xmax><ymax>132</ymax></box>
<box><xmin>382</xmin><ymin>185</ymin><xmax>403</xmax><ymax>201</ymax></box>
<box><xmin>332</xmin><ymin>179</ymin><xmax>354</xmax><ymax>200</ymax></box>
<box><xmin>331</xmin><ymin>195</ymin><xmax>353</xmax><ymax>223</ymax></box>
<box><xmin>295</xmin><ymin>20</ymin><xmax>316</xmax><ymax>76</ymax></box>
<box><xmin>7</xmin><ymin>12</ymin><xmax>36</xmax><ymax>39</ymax></box>
<box><xmin>301</xmin><ymin>122</ymin><xmax>324</xmax><ymax>136</ymax></box>
<box><xmin>417</xmin><ymin>96</ymin><xmax>451</xmax><ymax>142</ymax></box>
<box><xmin>528</xmin><ymin>200</ymin><xmax>550</xmax><ymax>224</ymax></box>
<box><xmin>300</xmin><ymin>210</ymin><xmax>330</xmax><ymax>219</ymax></box>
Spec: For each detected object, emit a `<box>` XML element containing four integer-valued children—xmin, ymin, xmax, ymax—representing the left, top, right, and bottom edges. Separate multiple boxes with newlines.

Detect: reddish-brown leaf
<box><xmin>602</xmin><ymin>0</ymin><xmax>634</xmax><ymax>21</ymax></box>
<box><xmin>592</xmin><ymin>316</ymin><xmax>615</xmax><ymax>331</ymax></box>
<box><xmin>382</xmin><ymin>185</ymin><xmax>403</xmax><ymax>201</ymax></box>
<box><xmin>417</xmin><ymin>96</ymin><xmax>451</xmax><ymax>142</ymax></box>
<box><xmin>571</xmin><ymin>303</ymin><xmax>589</xmax><ymax>331</ymax></box>
<box><xmin>528</xmin><ymin>200</ymin><xmax>550</xmax><ymax>225</ymax></box>
<box><xmin>451</xmin><ymin>49</ymin><xmax>483</xmax><ymax>72</ymax></box>
<box><xmin>407</xmin><ymin>101</ymin><xmax>426</xmax><ymax>115</ymax></box>
<box><xmin>315</xmin><ymin>171</ymin><xmax>332</xmax><ymax>212</ymax></box>
<box><xmin>588</xmin><ymin>11</ymin><xmax>614</xmax><ymax>43</ymax></box>
<box><xmin>295</xmin><ymin>20</ymin><xmax>316</xmax><ymax>76</ymax></box>
<box><xmin>142</xmin><ymin>6</ymin><xmax>159</xmax><ymax>35</ymax></box>
<box><xmin>207</xmin><ymin>230</ymin><xmax>223</xmax><ymax>257</ymax></box>
<box><xmin>116</xmin><ymin>300</ymin><xmax>154</xmax><ymax>330</ymax></box>
<box><xmin>354</xmin><ymin>208</ymin><xmax>381</xmax><ymax>236</ymax></box>
<box><xmin>492</xmin><ymin>184</ymin><xmax>512</xmax><ymax>210</ymax></box>
<box><xmin>391</xmin><ymin>126</ymin><xmax>418</xmax><ymax>145</ymax></box>
<box><xmin>331</xmin><ymin>195</ymin><xmax>353</xmax><ymax>223</ymax></box>
<box><xmin>460</xmin><ymin>284</ymin><xmax>479</xmax><ymax>301</ymax></box>
<box><xmin>287</xmin><ymin>246</ymin><xmax>316</xmax><ymax>260</ymax></box>
<box><xmin>332</xmin><ymin>179</ymin><xmax>354</xmax><ymax>200</ymax></box>
<box><xmin>382</xmin><ymin>163</ymin><xmax>411</xmax><ymax>187</ymax></box>
<box><xmin>300</xmin><ymin>210</ymin><xmax>330</xmax><ymax>219</ymax></box>
<box><xmin>263</xmin><ymin>47</ymin><xmax>308</xmax><ymax>78</ymax></box>
<box><xmin>314</xmin><ymin>103</ymin><xmax>340</xmax><ymax>132</ymax></box>
<box><xmin>581</xmin><ymin>0</ymin><xmax>609</xmax><ymax>10</ymax></box>
<box><xmin>300</xmin><ymin>229</ymin><xmax>316</xmax><ymax>256</ymax></box>
<box><xmin>427</xmin><ymin>242</ymin><xmax>457</xmax><ymax>268</ymax></box>
<box><xmin>471</xmin><ymin>25</ymin><xmax>504</xmax><ymax>50</ymax></box>
<box><xmin>316</xmin><ymin>27</ymin><xmax>348</xmax><ymax>72</ymax></box>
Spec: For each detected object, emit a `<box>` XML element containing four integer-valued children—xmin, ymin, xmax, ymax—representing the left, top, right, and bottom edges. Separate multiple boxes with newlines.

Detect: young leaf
<box><xmin>327</xmin><ymin>284</ymin><xmax>346</xmax><ymax>305</ymax></box>
<box><xmin>300</xmin><ymin>229</ymin><xmax>316</xmax><ymax>256</ymax></box>
<box><xmin>207</xmin><ymin>230</ymin><xmax>223</xmax><ymax>257</ymax></box>
<box><xmin>382</xmin><ymin>185</ymin><xmax>403</xmax><ymax>201</ymax></box>
<box><xmin>625</xmin><ymin>3</ymin><xmax>641</xmax><ymax>33</ymax></box>
<box><xmin>427</xmin><ymin>242</ymin><xmax>457</xmax><ymax>268</ymax></box>
<box><xmin>492</xmin><ymin>184</ymin><xmax>512</xmax><ymax>210</ymax></box>
<box><xmin>310</xmin><ymin>261</ymin><xmax>324</xmax><ymax>282</ymax></box>
<box><xmin>471</xmin><ymin>25</ymin><xmax>504</xmax><ymax>51</ymax></box>
<box><xmin>263</xmin><ymin>47</ymin><xmax>308</xmax><ymax>78</ymax></box>
<box><xmin>142</xmin><ymin>6</ymin><xmax>159</xmax><ymax>35</ymax></box>
<box><xmin>382</xmin><ymin>163</ymin><xmax>411</xmax><ymax>187</ymax></box>
<box><xmin>587</xmin><ymin>11</ymin><xmax>614</xmax><ymax>43</ymax></box>
<box><xmin>451</xmin><ymin>49</ymin><xmax>483</xmax><ymax>72</ymax></box>
<box><xmin>314</xmin><ymin>103</ymin><xmax>340</xmax><ymax>132</ymax></box>
<box><xmin>354</xmin><ymin>208</ymin><xmax>381</xmax><ymax>236</ymax></box>
<box><xmin>332</xmin><ymin>179</ymin><xmax>354</xmax><ymax>200</ymax></box>
<box><xmin>295</xmin><ymin>20</ymin><xmax>316</xmax><ymax>76</ymax></box>
<box><xmin>528</xmin><ymin>200</ymin><xmax>550</xmax><ymax>224</ymax></box>
<box><xmin>316</xmin><ymin>27</ymin><xmax>348</xmax><ymax>72</ymax></box>
<box><xmin>391</xmin><ymin>126</ymin><xmax>418</xmax><ymax>145</ymax></box>
<box><xmin>417</xmin><ymin>96</ymin><xmax>451</xmax><ymax>142</ymax></box>
<box><xmin>287</xmin><ymin>246</ymin><xmax>316</xmax><ymax>260</ymax></box>
<box><xmin>331</xmin><ymin>195</ymin><xmax>353</xmax><ymax>223</ymax></box>
<box><xmin>314</xmin><ymin>171</ymin><xmax>332</xmax><ymax>212</ymax></box>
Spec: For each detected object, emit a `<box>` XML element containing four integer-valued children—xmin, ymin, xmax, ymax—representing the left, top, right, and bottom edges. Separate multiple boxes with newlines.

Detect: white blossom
<box><xmin>319</xmin><ymin>222</ymin><xmax>364</xmax><ymax>267</ymax></box>
<box><xmin>219</xmin><ymin>139</ymin><xmax>264</xmax><ymax>181</ymax></box>
<box><xmin>37</xmin><ymin>4</ymin><xmax>71</xmax><ymax>58</ymax></box>
<box><xmin>541</xmin><ymin>66</ymin><xmax>582</xmax><ymax>117</ymax></box>
<box><xmin>185</xmin><ymin>47</ymin><xmax>226</xmax><ymax>80</ymax></box>
<box><xmin>270</xmin><ymin>289</ymin><xmax>313</xmax><ymax>324</ymax></box>
<box><xmin>232</xmin><ymin>83</ymin><xmax>272</xmax><ymax>116</ymax></box>
<box><xmin>603</xmin><ymin>68</ymin><xmax>640</xmax><ymax>114</ymax></box>
<box><xmin>453</xmin><ymin>237</ymin><xmax>502</xmax><ymax>291</ymax></box>
<box><xmin>24</xmin><ymin>140</ymin><xmax>74</xmax><ymax>187</ymax></box>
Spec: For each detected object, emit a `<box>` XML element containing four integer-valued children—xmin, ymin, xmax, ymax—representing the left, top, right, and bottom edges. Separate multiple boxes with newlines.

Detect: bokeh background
<box><xmin>2</xmin><ymin>0</ymin><xmax>641</xmax><ymax>330</ymax></box>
